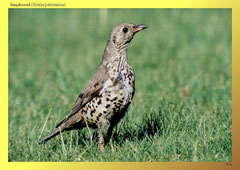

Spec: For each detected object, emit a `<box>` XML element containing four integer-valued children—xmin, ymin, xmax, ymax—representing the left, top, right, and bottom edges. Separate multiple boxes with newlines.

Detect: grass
<box><xmin>8</xmin><ymin>9</ymin><xmax>232</xmax><ymax>162</ymax></box>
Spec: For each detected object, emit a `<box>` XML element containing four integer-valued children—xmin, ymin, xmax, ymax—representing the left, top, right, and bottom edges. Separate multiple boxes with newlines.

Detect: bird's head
<box><xmin>109</xmin><ymin>22</ymin><xmax>148</xmax><ymax>50</ymax></box>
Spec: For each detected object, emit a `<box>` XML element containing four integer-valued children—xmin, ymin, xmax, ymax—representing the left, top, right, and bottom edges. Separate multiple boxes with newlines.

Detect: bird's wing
<box><xmin>56</xmin><ymin>64</ymin><xmax>109</xmax><ymax>128</ymax></box>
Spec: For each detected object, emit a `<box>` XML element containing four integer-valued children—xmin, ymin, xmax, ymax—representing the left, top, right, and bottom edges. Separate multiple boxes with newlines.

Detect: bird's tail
<box><xmin>38</xmin><ymin>128</ymin><xmax>62</xmax><ymax>144</ymax></box>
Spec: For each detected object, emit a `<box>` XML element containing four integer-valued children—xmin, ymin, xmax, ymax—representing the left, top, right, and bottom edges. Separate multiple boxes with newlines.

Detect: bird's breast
<box><xmin>109</xmin><ymin>66</ymin><xmax>134</xmax><ymax>103</ymax></box>
<box><xmin>80</xmin><ymin>66</ymin><xmax>135</xmax><ymax>125</ymax></box>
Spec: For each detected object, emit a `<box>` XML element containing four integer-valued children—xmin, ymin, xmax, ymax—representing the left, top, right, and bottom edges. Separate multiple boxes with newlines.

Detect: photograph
<box><xmin>8</xmin><ymin>8</ymin><xmax>232</xmax><ymax>162</ymax></box>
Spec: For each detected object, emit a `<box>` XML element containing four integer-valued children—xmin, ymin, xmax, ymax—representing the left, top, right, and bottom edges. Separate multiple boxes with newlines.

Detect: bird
<box><xmin>38</xmin><ymin>22</ymin><xmax>148</xmax><ymax>151</ymax></box>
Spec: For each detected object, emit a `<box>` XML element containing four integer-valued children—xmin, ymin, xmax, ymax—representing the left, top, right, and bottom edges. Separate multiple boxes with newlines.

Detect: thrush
<box><xmin>39</xmin><ymin>22</ymin><xmax>148</xmax><ymax>151</ymax></box>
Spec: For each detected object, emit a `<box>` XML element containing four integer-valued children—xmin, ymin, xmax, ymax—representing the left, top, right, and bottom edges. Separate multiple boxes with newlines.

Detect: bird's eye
<box><xmin>122</xmin><ymin>27</ymin><xmax>128</xmax><ymax>33</ymax></box>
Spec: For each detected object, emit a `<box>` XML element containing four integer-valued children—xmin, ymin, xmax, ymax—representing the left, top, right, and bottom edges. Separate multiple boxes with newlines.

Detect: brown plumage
<box><xmin>39</xmin><ymin>22</ymin><xmax>148</xmax><ymax>151</ymax></box>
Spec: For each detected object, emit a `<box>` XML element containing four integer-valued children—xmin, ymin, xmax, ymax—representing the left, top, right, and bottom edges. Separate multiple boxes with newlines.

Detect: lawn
<box><xmin>8</xmin><ymin>9</ymin><xmax>232</xmax><ymax>162</ymax></box>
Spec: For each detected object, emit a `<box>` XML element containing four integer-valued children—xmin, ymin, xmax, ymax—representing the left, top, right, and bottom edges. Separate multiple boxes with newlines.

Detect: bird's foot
<box><xmin>98</xmin><ymin>143</ymin><xmax>105</xmax><ymax>153</ymax></box>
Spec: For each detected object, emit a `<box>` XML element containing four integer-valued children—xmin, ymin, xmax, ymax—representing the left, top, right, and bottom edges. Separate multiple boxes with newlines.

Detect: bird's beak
<box><xmin>133</xmin><ymin>24</ymin><xmax>148</xmax><ymax>33</ymax></box>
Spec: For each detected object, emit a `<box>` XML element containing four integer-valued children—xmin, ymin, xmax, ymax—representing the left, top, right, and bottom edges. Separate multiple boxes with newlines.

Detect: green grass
<box><xmin>8</xmin><ymin>9</ymin><xmax>232</xmax><ymax>162</ymax></box>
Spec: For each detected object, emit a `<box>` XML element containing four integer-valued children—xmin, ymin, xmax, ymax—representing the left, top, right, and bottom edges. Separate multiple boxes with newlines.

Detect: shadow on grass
<box><xmin>112</xmin><ymin>106</ymin><xmax>164</xmax><ymax>145</ymax></box>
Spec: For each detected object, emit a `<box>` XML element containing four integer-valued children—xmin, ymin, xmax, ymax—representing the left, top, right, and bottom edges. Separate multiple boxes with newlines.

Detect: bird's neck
<box><xmin>102</xmin><ymin>40</ymin><xmax>129</xmax><ymax>67</ymax></box>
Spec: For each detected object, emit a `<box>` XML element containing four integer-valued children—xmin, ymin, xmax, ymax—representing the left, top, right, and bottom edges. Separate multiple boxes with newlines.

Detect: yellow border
<box><xmin>2</xmin><ymin>0</ymin><xmax>239</xmax><ymax>169</ymax></box>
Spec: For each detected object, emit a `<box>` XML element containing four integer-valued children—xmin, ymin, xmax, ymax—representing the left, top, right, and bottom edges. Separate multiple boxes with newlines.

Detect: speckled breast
<box><xmin>80</xmin><ymin>66</ymin><xmax>135</xmax><ymax>126</ymax></box>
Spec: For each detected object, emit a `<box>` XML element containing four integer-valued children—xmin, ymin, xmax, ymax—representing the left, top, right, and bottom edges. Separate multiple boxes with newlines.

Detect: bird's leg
<box><xmin>109</xmin><ymin>138</ymin><xmax>114</xmax><ymax>152</ymax></box>
<box><xmin>98</xmin><ymin>119</ymin><xmax>108</xmax><ymax>152</ymax></box>
<box><xmin>107</xmin><ymin>123</ymin><xmax>116</xmax><ymax>152</ymax></box>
